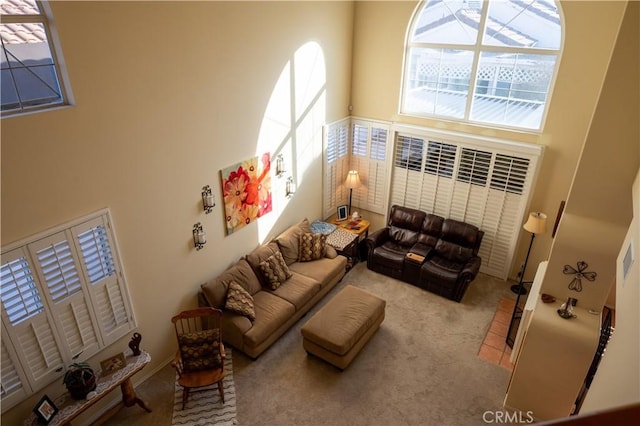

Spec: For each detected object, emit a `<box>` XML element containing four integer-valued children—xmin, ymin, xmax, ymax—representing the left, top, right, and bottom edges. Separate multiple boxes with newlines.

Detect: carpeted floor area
<box><xmin>106</xmin><ymin>261</ymin><xmax>517</xmax><ymax>426</ymax></box>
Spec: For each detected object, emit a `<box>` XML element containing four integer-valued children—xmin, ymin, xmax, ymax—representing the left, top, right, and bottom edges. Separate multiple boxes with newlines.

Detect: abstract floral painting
<box><xmin>221</xmin><ymin>153</ymin><xmax>272</xmax><ymax>234</ymax></box>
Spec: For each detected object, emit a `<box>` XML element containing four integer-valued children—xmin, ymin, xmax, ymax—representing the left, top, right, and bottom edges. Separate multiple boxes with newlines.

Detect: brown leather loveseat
<box><xmin>365</xmin><ymin>205</ymin><xmax>483</xmax><ymax>302</ymax></box>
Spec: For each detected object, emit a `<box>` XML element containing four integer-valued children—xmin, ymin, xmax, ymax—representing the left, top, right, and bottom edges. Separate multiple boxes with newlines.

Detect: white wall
<box><xmin>580</xmin><ymin>169</ymin><xmax>640</xmax><ymax>411</ymax></box>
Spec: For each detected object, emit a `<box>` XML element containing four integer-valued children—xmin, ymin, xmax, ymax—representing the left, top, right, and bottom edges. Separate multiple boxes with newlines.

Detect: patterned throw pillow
<box><xmin>258</xmin><ymin>250</ymin><xmax>292</xmax><ymax>290</ymax></box>
<box><xmin>299</xmin><ymin>233</ymin><xmax>326</xmax><ymax>262</ymax></box>
<box><xmin>225</xmin><ymin>281</ymin><xmax>256</xmax><ymax>321</ymax></box>
<box><xmin>178</xmin><ymin>329</ymin><xmax>222</xmax><ymax>372</ymax></box>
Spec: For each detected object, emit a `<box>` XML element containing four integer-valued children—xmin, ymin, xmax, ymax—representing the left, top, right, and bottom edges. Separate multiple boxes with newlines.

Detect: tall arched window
<box><xmin>401</xmin><ymin>0</ymin><xmax>562</xmax><ymax>131</ymax></box>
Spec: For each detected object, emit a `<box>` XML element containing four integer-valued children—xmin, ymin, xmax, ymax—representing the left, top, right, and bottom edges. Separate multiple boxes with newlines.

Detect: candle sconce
<box><xmin>201</xmin><ymin>185</ymin><xmax>215</xmax><ymax>214</ymax></box>
<box><xmin>275</xmin><ymin>154</ymin><xmax>285</xmax><ymax>178</ymax></box>
<box><xmin>285</xmin><ymin>176</ymin><xmax>295</xmax><ymax>197</ymax></box>
<box><xmin>193</xmin><ymin>222</ymin><xmax>206</xmax><ymax>250</ymax></box>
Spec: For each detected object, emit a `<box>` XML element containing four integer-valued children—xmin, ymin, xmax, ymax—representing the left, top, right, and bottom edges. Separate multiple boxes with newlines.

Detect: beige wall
<box><xmin>1</xmin><ymin>1</ymin><xmax>353</xmax><ymax>422</ymax></box>
<box><xmin>2</xmin><ymin>0</ymin><xmax>637</xmax><ymax>423</ymax></box>
<box><xmin>350</xmin><ymin>1</ymin><xmax>631</xmax><ymax>284</ymax></box>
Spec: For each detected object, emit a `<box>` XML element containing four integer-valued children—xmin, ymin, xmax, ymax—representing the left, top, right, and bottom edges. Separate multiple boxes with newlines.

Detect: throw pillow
<box><xmin>225</xmin><ymin>280</ymin><xmax>256</xmax><ymax>321</ymax></box>
<box><xmin>299</xmin><ymin>232</ymin><xmax>327</xmax><ymax>262</ymax></box>
<box><xmin>178</xmin><ymin>329</ymin><xmax>222</xmax><ymax>372</ymax></box>
<box><xmin>258</xmin><ymin>250</ymin><xmax>292</xmax><ymax>290</ymax></box>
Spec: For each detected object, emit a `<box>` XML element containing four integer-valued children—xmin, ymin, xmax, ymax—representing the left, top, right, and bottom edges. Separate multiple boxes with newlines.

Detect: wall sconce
<box><xmin>275</xmin><ymin>154</ymin><xmax>285</xmax><ymax>178</ymax></box>
<box><xmin>193</xmin><ymin>222</ymin><xmax>206</xmax><ymax>250</ymax></box>
<box><xmin>201</xmin><ymin>185</ymin><xmax>215</xmax><ymax>214</ymax></box>
<box><xmin>285</xmin><ymin>176</ymin><xmax>295</xmax><ymax>197</ymax></box>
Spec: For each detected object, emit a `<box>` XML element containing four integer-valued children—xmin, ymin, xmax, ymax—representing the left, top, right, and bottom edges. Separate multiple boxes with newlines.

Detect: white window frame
<box><xmin>400</xmin><ymin>0</ymin><xmax>562</xmax><ymax>132</ymax></box>
<box><xmin>1</xmin><ymin>0</ymin><xmax>73</xmax><ymax>117</ymax></box>
<box><xmin>323</xmin><ymin>118</ymin><xmax>350</xmax><ymax>219</ymax></box>
<box><xmin>1</xmin><ymin>209</ymin><xmax>135</xmax><ymax>412</ymax></box>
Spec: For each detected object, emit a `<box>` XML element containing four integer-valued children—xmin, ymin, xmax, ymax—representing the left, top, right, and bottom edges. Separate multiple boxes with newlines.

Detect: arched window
<box><xmin>401</xmin><ymin>0</ymin><xmax>562</xmax><ymax>131</ymax></box>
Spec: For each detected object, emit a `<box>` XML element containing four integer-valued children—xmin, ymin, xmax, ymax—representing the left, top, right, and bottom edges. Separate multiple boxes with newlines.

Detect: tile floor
<box><xmin>478</xmin><ymin>297</ymin><xmax>516</xmax><ymax>371</ymax></box>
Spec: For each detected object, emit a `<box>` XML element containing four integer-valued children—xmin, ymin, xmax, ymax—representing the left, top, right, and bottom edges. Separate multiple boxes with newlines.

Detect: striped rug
<box><xmin>171</xmin><ymin>348</ymin><xmax>237</xmax><ymax>426</ymax></box>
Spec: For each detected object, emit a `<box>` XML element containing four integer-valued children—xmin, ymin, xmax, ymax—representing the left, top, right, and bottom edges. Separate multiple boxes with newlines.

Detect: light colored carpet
<box><xmin>171</xmin><ymin>348</ymin><xmax>237</xmax><ymax>426</ymax></box>
<box><xmin>231</xmin><ymin>262</ymin><xmax>516</xmax><ymax>426</ymax></box>
<box><xmin>106</xmin><ymin>261</ymin><xmax>517</xmax><ymax>426</ymax></box>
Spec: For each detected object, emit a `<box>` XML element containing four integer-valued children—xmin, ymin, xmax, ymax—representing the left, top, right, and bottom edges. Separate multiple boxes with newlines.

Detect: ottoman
<box><xmin>301</xmin><ymin>285</ymin><xmax>386</xmax><ymax>369</ymax></box>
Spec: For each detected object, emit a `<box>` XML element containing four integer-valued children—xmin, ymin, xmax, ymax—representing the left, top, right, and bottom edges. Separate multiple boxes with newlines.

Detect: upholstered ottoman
<box><xmin>301</xmin><ymin>285</ymin><xmax>385</xmax><ymax>369</ymax></box>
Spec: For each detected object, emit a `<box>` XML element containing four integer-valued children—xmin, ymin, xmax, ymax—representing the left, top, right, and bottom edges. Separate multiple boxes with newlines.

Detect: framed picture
<box><xmin>100</xmin><ymin>352</ymin><xmax>127</xmax><ymax>376</ymax></box>
<box><xmin>33</xmin><ymin>395</ymin><xmax>58</xmax><ymax>424</ymax></box>
<box><xmin>337</xmin><ymin>205</ymin><xmax>348</xmax><ymax>221</ymax></box>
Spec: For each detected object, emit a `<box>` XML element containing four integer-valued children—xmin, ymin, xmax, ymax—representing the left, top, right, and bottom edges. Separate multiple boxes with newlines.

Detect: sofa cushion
<box><xmin>225</xmin><ymin>280</ymin><xmax>256</xmax><ymax>321</ymax></box>
<box><xmin>258</xmin><ymin>250</ymin><xmax>292</xmax><ymax>290</ymax></box>
<box><xmin>201</xmin><ymin>259</ymin><xmax>262</xmax><ymax>309</ymax></box>
<box><xmin>246</xmin><ymin>241</ymin><xmax>284</xmax><ymax>287</ymax></box>
<box><xmin>268</xmin><ymin>272</ymin><xmax>320</xmax><ymax>310</ymax></box>
<box><xmin>299</xmin><ymin>233</ymin><xmax>327</xmax><ymax>261</ymax></box>
<box><xmin>178</xmin><ymin>329</ymin><xmax>222</xmax><ymax>372</ymax></box>
<box><xmin>289</xmin><ymin>256</ymin><xmax>347</xmax><ymax>289</ymax></box>
<box><xmin>416</xmin><ymin>214</ymin><xmax>444</xmax><ymax>247</ymax></box>
<box><xmin>325</xmin><ymin>245</ymin><xmax>338</xmax><ymax>259</ymax></box>
<box><xmin>372</xmin><ymin>241</ymin><xmax>411</xmax><ymax>269</ymax></box>
<box><xmin>275</xmin><ymin>218</ymin><xmax>312</xmax><ymax>265</ymax></box>
<box><xmin>243</xmin><ymin>291</ymin><xmax>296</xmax><ymax>349</ymax></box>
<box><xmin>434</xmin><ymin>239</ymin><xmax>473</xmax><ymax>263</ymax></box>
<box><xmin>441</xmin><ymin>219</ymin><xmax>480</xmax><ymax>248</ymax></box>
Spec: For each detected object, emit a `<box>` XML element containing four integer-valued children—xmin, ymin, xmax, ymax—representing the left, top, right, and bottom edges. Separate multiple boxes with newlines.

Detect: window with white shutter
<box><xmin>390</xmin><ymin>127</ymin><xmax>542</xmax><ymax>278</ymax></box>
<box><xmin>349</xmin><ymin>119</ymin><xmax>390</xmax><ymax>215</ymax></box>
<box><xmin>1</xmin><ymin>209</ymin><xmax>135</xmax><ymax>412</ymax></box>
<box><xmin>323</xmin><ymin>118</ymin><xmax>350</xmax><ymax>218</ymax></box>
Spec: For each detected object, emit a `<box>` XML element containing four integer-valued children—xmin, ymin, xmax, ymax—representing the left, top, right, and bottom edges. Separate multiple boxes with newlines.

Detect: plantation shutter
<box><xmin>72</xmin><ymin>216</ymin><xmax>135</xmax><ymax>346</ymax></box>
<box><xmin>390</xmin><ymin>129</ymin><xmax>541</xmax><ymax>279</ymax></box>
<box><xmin>1</xmin><ymin>209</ymin><xmax>136</xmax><ymax>411</ymax></box>
<box><xmin>391</xmin><ymin>135</ymin><xmax>424</xmax><ymax>207</ymax></box>
<box><xmin>0</xmin><ymin>248</ymin><xmax>65</xmax><ymax>392</ymax></box>
<box><xmin>323</xmin><ymin>119</ymin><xmax>349</xmax><ymax>218</ymax></box>
<box><xmin>28</xmin><ymin>232</ymin><xmax>101</xmax><ymax>361</ymax></box>
<box><xmin>350</xmin><ymin>120</ymin><xmax>389</xmax><ymax>215</ymax></box>
<box><xmin>1</xmin><ymin>323</ymin><xmax>30</xmax><ymax>409</ymax></box>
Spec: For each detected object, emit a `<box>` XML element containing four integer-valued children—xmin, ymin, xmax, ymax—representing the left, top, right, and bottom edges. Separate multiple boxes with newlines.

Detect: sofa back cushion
<box><xmin>416</xmin><ymin>213</ymin><xmax>444</xmax><ymax>247</ymax></box>
<box><xmin>441</xmin><ymin>219</ymin><xmax>481</xmax><ymax>249</ymax></box>
<box><xmin>275</xmin><ymin>218</ymin><xmax>312</xmax><ymax>265</ymax></box>
<box><xmin>434</xmin><ymin>240</ymin><xmax>474</xmax><ymax>263</ymax></box>
<box><xmin>201</xmin><ymin>259</ymin><xmax>261</xmax><ymax>308</ymax></box>
<box><xmin>388</xmin><ymin>205</ymin><xmax>426</xmax><ymax>246</ymax></box>
<box><xmin>246</xmin><ymin>241</ymin><xmax>286</xmax><ymax>287</ymax></box>
<box><xmin>434</xmin><ymin>219</ymin><xmax>481</xmax><ymax>262</ymax></box>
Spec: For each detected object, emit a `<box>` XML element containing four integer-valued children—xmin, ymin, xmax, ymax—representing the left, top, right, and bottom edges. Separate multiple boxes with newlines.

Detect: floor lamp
<box><xmin>506</xmin><ymin>211</ymin><xmax>547</xmax><ymax>348</ymax></box>
<box><xmin>345</xmin><ymin>170</ymin><xmax>360</xmax><ymax>215</ymax></box>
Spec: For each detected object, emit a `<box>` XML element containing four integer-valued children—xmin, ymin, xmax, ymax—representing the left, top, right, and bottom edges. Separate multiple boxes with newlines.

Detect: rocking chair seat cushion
<box><xmin>179</xmin><ymin>329</ymin><xmax>222</xmax><ymax>372</ymax></box>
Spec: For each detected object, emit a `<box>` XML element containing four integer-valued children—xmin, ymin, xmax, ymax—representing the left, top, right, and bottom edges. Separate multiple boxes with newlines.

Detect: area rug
<box><xmin>171</xmin><ymin>348</ymin><xmax>237</xmax><ymax>426</ymax></box>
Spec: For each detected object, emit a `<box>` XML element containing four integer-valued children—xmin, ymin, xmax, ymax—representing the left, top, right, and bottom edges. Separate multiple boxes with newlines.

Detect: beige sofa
<box><xmin>198</xmin><ymin>219</ymin><xmax>347</xmax><ymax>358</ymax></box>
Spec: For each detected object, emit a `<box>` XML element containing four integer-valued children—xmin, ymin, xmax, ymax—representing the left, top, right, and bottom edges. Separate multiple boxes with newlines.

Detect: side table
<box><xmin>25</xmin><ymin>351</ymin><xmax>152</xmax><ymax>426</ymax></box>
<box><xmin>330</xmin><ymin>218</ymin><xmax>371</xmax><ymax>264</ymax></box>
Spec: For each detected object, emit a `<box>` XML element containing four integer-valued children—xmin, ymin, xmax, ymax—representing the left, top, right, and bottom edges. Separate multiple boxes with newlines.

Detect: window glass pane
<box><xmin>425</xmin><ymin>141</ymin><xmax>456</xmax><ymax>177</ymax></box>
<box><xmin>471</xmin><ymin>52</ymin><xmax>555</xmax><ymax>129</ymax></box>
<box><xmin>1</xmin><ymin>23</ymin><xmax>62</xmax><ymax>110</ymax></box>
<box><xmin>0</xmin><ymin>0</ymin><xmax>39</xmax><ymax>15</ymax></box>
<box><xmin>1</xmin><ymin>257</ymin><xmax>44</xmax><ymax>326</ymax></box>
<box><xmin>404</xmin><ymin>48</ymin><xmax>473</xmax><ymax>118</ymax></box>
<box><xmin>484</xmin><ymin>0</ymin><xmax>561</xmax><ymax>49</ymax></box>
<box><xmin>412</xmin><ymin>0</ymin><xmax>481</xmax><ymax>45</ymax></box>
<box><xmin>395</xmin><ymin>135</ymin><xmax>424</xmax><ymax>172</ymax></box>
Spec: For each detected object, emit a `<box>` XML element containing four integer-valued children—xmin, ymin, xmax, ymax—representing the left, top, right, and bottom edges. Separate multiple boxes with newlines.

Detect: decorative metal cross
<box><xmin>563</xmin><ymin>261</ymin><xmax>597</xmax><ymax>292</ymax></box>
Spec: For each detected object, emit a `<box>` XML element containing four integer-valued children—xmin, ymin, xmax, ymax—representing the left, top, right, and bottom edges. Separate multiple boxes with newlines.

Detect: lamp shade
<box><xmin>345</xmin><ymin>170</ymin><xmax>360</xmax><ymax>189</ymax></box>
<box><xmin>523</xmin><ymin>212</ymin><xmax>547</xmax><ymax>234</ymax></box>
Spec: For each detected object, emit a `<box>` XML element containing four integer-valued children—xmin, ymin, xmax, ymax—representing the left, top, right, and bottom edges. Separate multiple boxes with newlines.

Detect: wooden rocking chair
<box><xmin>171</xmin><ymin>307</ymin><xmax>226</xmax><ymax>409</ymax></box>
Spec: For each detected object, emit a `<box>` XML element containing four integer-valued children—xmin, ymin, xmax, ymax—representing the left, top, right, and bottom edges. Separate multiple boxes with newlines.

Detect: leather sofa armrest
<box><xmin>409</xmin><ymin>242</ymin><xmax>433</xmax><ymax>260</ymax></box>
<box><xmin>366</xmin><ymin>227</ymin><xmax>389</xmax><ymax>250</ymax></box>
<box><xmin>461</xmin><ymin>256</ymin><xmax>482</xmax><ymax>279</ymax></box>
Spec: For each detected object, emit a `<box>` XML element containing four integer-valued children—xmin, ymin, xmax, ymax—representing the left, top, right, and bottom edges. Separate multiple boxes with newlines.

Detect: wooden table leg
<box><xmin>121</xmin><ymin>378</ymin><xmax>152</xmax><ymax>412</ymax></box>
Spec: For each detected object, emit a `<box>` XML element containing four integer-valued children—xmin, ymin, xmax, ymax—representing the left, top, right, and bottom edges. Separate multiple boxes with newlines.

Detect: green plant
<box><xmin>62</xmin><ymin>362</ymin><xmax>97</xmax><ymax>399</ymax></box>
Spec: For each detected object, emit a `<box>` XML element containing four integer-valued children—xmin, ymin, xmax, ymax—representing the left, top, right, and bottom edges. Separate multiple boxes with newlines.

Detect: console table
<box><xmin>25</xmin><ymin>351</ymin><xmax>152</xmax><ymax>426</ymax></box>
